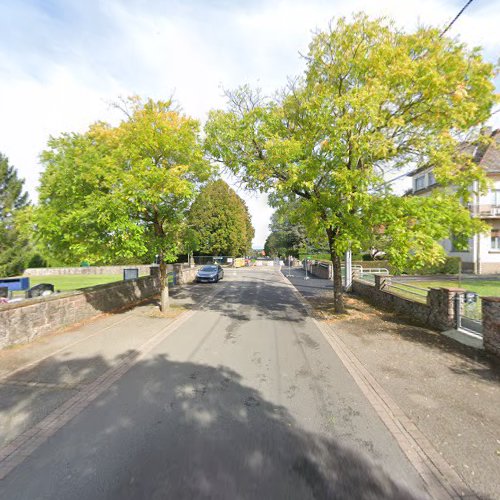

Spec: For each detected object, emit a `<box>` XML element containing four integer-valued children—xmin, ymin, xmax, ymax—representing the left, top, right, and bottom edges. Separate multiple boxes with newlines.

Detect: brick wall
<box><xmin>0</xmin><ymin>274</ymin><xmax>161</xmax><ymax>349</ymax></box>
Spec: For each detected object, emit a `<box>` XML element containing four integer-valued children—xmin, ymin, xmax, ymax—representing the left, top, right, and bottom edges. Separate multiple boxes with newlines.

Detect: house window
<box><xmin>428</xmin><ymin>171</ymin><xmax>436</xmax><ymax>186</ymax></box>
<box><xmin>492</xmin><ymin>189</ymin><xmax>500</xmax><ymax>207</ymax></box>
<box><xmin>491</xmin><ymin>230</ymin><xmax>500</xmax><ymax>250</ymax></box>
<box><xmin>415</xmin><ymin>175</ymin><xmax>425</xmax><ymax>191</ymax></box>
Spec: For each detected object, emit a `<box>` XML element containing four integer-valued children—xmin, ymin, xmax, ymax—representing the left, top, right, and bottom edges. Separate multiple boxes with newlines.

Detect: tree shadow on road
<box><xmin>0</xmin><ymin>353</ymin><xmax>430</xmax><ymax>500</ymax></box>
<box><xmin>188</xmin><ymin>278</ymin><xmax>309</xmax><ymax>324</ymax></box>
<box><xmin>298</xmin><ymin>285</ymin><xmax>500</xmax><ymax>384</ymax></box>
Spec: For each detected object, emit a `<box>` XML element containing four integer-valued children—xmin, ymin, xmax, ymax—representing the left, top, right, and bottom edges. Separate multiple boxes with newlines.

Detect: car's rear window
<box><xmin>201</xmin><ymin>266</ymin><xmax>217</xmax><ymax>271</ymax></box>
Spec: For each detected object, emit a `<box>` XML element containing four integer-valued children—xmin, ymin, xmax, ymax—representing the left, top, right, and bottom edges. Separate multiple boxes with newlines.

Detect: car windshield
<box><xmin>200</xmin><ymin>266</ymin><xmax>217</xmax><ymax>272</ymax></box>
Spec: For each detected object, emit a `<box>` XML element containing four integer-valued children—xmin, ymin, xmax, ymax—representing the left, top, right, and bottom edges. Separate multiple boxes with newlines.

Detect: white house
<box><xmin>409</xmin><ymin>129</ymin><xmax>500</xmax><ymax>274</ymax></box>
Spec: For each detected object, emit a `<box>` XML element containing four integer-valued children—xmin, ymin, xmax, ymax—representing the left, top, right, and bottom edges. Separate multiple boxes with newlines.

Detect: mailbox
<box><xmin>464</xmin><ymin>291</ymin><xmax>478</xmax><ymax>304</ymax></box>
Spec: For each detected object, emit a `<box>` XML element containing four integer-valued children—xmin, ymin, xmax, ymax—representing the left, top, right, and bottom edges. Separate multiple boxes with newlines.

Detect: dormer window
<box><xmin>415</xmin><ymin>175</ymin><xmax>425</xmax><ymax>191</ymax></box>
<box><xmin>428</xmin><ymin>171</ymin><xmax>436</xmax><ymax>186</ymax></box>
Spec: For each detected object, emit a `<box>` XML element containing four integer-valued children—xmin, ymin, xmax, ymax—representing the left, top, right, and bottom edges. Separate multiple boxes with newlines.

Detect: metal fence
<box><xmin>352</xmin><ymin>270</ymin><xmax>485</xmax><ymax>337</ymax></box>
<box><xmin>350</xmin><ymin>265</ymin><xmax>389</xmax><ymax>285</ymax></box>
<box><xmin>387</xmin><ymin>279</ymin><xmax>483</xmax><ymax>336</ymax></box>
<box><xmin>386</xmin><ymin>281</ymin><xmax>429</xmax><ymax>303</ymax></box>
<box><xmin>193</xmin><ymin>256</ymin><xmax>235</xmax><ymax>266</ymax></box>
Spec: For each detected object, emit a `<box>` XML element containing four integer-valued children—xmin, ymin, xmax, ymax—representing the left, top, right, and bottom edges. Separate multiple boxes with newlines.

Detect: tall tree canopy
<box><xmin>35</xmin><ymin>97</ymin><xmax>211</xmax><ymax>309</ymax></box>
<box><xmin>0</xmin><ymin>154</ymin><xmax>29</xmax><ymax>276</ymax></box>
<box><xmin>205</xmin><ymin>14</ymin><xmax>497</xmax><ymax>312</ymax></box>
<box><xmin>264</xmin><ymin>206</ymin><xmax>307</xmax><ymax>258</ymax></box>
<box><xmin>188</xmin><ymin>179</ymin><xmax>254</xmax><ymax>256</ymax></box>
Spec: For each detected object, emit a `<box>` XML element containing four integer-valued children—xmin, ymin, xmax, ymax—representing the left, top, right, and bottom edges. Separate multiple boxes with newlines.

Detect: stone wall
<box><xmin>173</xmin><ymin>264</ymin><xmax>198</xmax><ymax>284</ymax></box>
<box><xmin>306</xmin><ymin>262</ymin><xmax>332</xmax><ymax>279</ymax></box>
<box><xmin>351</xmin><ymin>276</ymin><xmax>460</xmax><ymax>332</ymax></box>
<box><xmin>0</xmin><ymin>272</ymin><xmax>161</xmax><ymax>349</ymax></box>
<box><xmin>24</xmin><ymin>265</ymin><xmax>157</xmax><ymax>276</ymax></box>
<box><xmin>482</xmin><ymin>297</ymin><xmax>500</xmax><ymax>357</ymax></box>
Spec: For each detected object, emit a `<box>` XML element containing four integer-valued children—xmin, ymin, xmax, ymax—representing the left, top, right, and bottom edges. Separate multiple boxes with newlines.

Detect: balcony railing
<box><xmin>468</xmin><ymin>204</ymin><xmax>500</xmax><ymax>217</ymax></box>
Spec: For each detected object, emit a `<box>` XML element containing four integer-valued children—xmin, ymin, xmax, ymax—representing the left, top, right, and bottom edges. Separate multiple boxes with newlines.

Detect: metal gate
<box><xmin>455</xmin><ymin>291</ymin><xmax>483</xmax><ymax>336</ymax></box>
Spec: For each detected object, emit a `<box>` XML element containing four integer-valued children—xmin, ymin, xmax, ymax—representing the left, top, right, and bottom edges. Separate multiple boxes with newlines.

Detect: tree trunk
<box><xmin>159</xmin><ymin>259</ymin><xmax>169</xmax><ymax>311</ymax></box>
<box><xmin>332</xmin><ymin>252</ymin><xmax>346</xmax><ymax>314</ymax></box>
<box><xmin>326</xmin><ymin>227</ymin><xmax>346</xmax><ymax>314</ymax></box>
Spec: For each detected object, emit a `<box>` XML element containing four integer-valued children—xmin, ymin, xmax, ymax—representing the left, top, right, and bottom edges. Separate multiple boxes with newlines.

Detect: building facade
<box><xmin>409</xmin><ymin>129</ymin><xmax>500</xmax><ymax>274</ymax></box>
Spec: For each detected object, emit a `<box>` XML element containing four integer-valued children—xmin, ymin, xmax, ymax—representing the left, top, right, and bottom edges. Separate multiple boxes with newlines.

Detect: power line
<box><xmin>440</xmin><ymin>0</ymin><xmax>475</xmax><ymax>38</ymax></box>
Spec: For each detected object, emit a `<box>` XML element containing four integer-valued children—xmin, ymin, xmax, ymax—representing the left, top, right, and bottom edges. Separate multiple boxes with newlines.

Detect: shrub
<box><xmin>408</xmin><ymin>256</ymin><xmax>461</xmax><ymax>275</ymax></box>
<box><xmin>27</xmin><ymin>253</ymin><xmax>48</xmax><ymax>268</ymax></box>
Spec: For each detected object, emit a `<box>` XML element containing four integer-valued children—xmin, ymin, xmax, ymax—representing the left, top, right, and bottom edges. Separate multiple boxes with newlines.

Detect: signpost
<box><xmin>344</xmin><ymin>249</ymin><xmax>352</xmax><ymax>291</ymax></box>
<box><xmin>123</xmin><ymin>268</ymin><xmax>139</xmax><ymax>281</ymax></box>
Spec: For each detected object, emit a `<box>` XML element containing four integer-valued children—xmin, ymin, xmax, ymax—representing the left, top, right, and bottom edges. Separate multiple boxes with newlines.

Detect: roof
<box><xmin>476</xmin><ymin>129</ymin><xmax>500</xmax><ymax>173</ymax></box>
<box><xmin>407</xmin><ymin>129</ymin><xmax>500</xmax><ymax>177</ymax></box>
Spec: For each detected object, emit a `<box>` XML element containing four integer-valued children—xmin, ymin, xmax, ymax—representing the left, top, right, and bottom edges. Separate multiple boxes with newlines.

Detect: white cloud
<box><xmin>0</xmin><ymin>0</ymin><xmax>498</xmax><ymax>248</ymax></box>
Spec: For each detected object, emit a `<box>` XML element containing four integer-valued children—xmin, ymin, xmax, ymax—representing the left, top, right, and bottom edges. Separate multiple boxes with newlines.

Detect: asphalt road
<box><xmin>0</xmin><ymin>268</ymin><xmax>428</xmax><ymax>499</ymax></box>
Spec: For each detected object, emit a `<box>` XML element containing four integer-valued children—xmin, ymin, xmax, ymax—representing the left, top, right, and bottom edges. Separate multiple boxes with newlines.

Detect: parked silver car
<box><xmin>196</xmin><ymin>265</ymin><xmax>224</xmax><ymax>283</ymax></box>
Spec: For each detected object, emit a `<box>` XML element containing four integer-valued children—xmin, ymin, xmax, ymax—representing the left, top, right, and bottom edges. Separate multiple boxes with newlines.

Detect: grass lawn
<box><xmin>394</xmin><ymin>278</ymin><xmax>499</xmax><ymax>320</ymax></box>
<box><xmin>399</xmin><ymin>279</ymin><xmax>500</xmax><ymax>298</ymax></box>
<box><xmin>15</xmin><ymin>269</ymin><xmax>165</xmax><ymax>294</ymax></box>
<box><xmin>28</xmin><ymin>274</ymin><xmax>123</xmax><ymax>292</ymax></box>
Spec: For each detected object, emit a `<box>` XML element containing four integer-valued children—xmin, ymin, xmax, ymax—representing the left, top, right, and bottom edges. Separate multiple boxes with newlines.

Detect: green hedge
<box><xmin>407</xmin><ymin>256</ymin><xmax>461</xmax><ymax>275</ymax></box>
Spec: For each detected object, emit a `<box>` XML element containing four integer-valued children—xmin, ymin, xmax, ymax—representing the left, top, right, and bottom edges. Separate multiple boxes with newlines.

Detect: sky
<box><xmin>0</xmin><ymin>0</ymin><xmax>499</xmax><ymax>248</ymax></box>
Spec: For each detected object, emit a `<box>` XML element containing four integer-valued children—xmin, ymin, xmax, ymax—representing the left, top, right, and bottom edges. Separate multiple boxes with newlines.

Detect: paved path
<box><xmin>287</xmin><ymin>268</ymin><xmax>499</xmax><ymax>500</ymax></box>
<box><xmin>0</xmin><ymin>268</ymin><xmax>429</xmax><ymax>499</ymax></box>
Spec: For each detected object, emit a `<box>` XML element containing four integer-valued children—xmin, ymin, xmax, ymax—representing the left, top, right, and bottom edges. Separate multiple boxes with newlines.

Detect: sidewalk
<box><xmin>286</xmin><ymin>269</ymin><xmax>500</xmax><ymax>500</ymax></box>
<box><xmin>0</xmin><ymin>285</ymin><xmax>212</xmax><ymax>450</ymax></box>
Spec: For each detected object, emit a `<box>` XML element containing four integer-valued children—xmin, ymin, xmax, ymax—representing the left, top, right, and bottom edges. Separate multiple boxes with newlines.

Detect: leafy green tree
<box><xmin>0</xmin><ymin>154</ymin><xmax>30</xmax><ymax>276</ymax></box>
<box><xmin>35</xmin><ymin>97</ymin><xmax>211</xmax><ymax>310</ymax></box>
<box><xmin>188</xmin><ymin>179</ymin><xmax>254</xmax><ymax>256</ymax></box>
<box><xmin>205</xmin><ymin>14</ymin><xmax>497</xmax><ymax>313</ymax></box>
<box><xmin>264</xmin><ymin>207</ymin><xmax>307</xmax><ymax>258</ymax></box>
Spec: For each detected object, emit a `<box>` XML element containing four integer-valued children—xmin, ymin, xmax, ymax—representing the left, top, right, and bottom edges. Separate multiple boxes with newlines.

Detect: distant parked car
<box><xmin>196</xmin><ymin>265</ymin><xmax>224</xmax><ymax>283</ymax></box>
